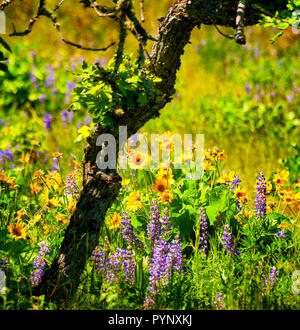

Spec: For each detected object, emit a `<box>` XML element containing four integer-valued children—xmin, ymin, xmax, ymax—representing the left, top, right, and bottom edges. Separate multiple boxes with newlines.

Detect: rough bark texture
<box><xmin>33</xmin><ymin>0</ymin><xmax>264</xmax><ymax>299</ymax></box>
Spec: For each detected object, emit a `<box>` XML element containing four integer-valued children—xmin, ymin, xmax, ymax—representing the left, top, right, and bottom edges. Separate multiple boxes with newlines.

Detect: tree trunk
<box><xmin>33</xmin><ymin>0</ymin><xmax>262</xmax><ymax>300</ymax></box>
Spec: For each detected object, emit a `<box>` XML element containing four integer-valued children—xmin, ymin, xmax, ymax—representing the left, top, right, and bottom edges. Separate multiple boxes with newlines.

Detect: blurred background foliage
<box><xmin>0</xmin><ymin>0</ymin><xmax>299</xmax><ymax>188</ymax></box>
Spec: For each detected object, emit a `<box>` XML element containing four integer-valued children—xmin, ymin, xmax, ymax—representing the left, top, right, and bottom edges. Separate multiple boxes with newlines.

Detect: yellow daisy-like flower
<box><xmin>30</xmin><ymin>140</ymin><xmax>40</xmax><ymax>146</ymax></box>
<box><xmin>156</xmin><ymin>168</ymin><xmax>174</xmax><ymax>185</ymax></box>
<box><xmin>278</xmin><ymin>222</ymin><xmax>292</xmax><ymax>230</ymax></box>
<box><xmin>205</xmin><ymin>147</ymin><xmax>226</xmax><ymax>162</ymax></box>
<box><xmin>160</xmin><ymin>190</ymin><xmax>174</xmax><ymax>204</ymax></box>
<box><xmin>204</xmin><ymin>160</ymin><xmax>215</xmax><ymax>171</ymax></box>
<box><xmin>122</xmin><ymin>177</ymin><xmax>131</xmax><ymax>189</ymax></box>
<box><xmin>0</xmin><ymin>170</ymin><xmax>17</xmax><ymax>188</ymax></box>
<box><xmin>67</xmin><ymin>198</ymin><xmax>77</xmax><ymax>214</ymax></box>
<box><xmin>152</xmin><ymin>177</ymin><xmax>169</xmax><ymax>195</ymax></box>
<box><xmin>273</xmin><ymin>169</ymin><xmax>289</xmax><ymax>186</ymax></box>
<box><xmin>8</xmin><ymin>222</ymin><xmax>28</xmax><ymax>240</ymax></box>
<box><xmin>126</xmin><ymin>191</ymin><xmax>144</xmax><ymax>212</ymax></box>
<box><xmin>265</xmin><ymin>181</ymin><xmax>273</xmax><ymax>194</ymax></box>
<box><xmin>43</xmin><ymin>225</ymin><xmax>51</xmax><ymax>236</ymax></box>
<box><xmin>280</xmin><ymin>189</ymin><xmax>296</xmax><ymax>204</ymax></box>
<box><xmin>107</xmin><ymin>213</ymin><xmax>122</xmax><ymax>230</ymax></box>
<box><xmin>234</xmin><ymin>188</ymin><xmax>248</xmax><ymax>204</ymax></box>
<box><xmin>56</xmin><ymin>213</ymin><xmax>69</xmax><ymax>225</ymax></box>
<box><xmin>53</xmin><ymin>152</ymin><xmax>63</xmax><ymax>159</ymax></box>
<box><xmin>21</xmin><ymin>152</ymin><xmax>30</xmax><ymax>164</ymax></box>
<box><xmin>128</xmin><ymin>151</ymin><xmax>149</xmax><ymax>170</ymax></box>
<box><xmin>30</xmin><ymin>182</ymin><xmax>42</xmax><ymax>195</ymax></box>
<box><xmin>218</xmin><ymin>170</ymin><xmax>235</xmax><ymax>184</ymax></box>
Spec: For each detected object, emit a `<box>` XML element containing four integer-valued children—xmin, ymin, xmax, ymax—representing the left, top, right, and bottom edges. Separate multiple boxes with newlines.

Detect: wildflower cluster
<box><xmin>30</xmin><ymin>242</ymin><xmax>51</xmax><ymax>286</ymax></box>
<box><xmin>144</xmin><ymin>200</ymin><xmax>184</xmax><ymax>309</ymax></box>
<box><xmin>91</xmin><ymin>245</ymin><xmax>135</xmax><ymax>286</ymax></box>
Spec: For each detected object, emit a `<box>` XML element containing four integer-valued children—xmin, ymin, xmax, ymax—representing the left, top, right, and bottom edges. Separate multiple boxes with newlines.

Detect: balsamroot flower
<box><xmin>255</xmin><ymin>172</ymin><xmax>267</xmax><ymax>220</ymax></box>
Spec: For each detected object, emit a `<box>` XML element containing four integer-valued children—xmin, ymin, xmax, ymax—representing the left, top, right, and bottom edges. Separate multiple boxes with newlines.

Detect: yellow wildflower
<box><xmin>30</xmin><ymin>182</ymin><xmax>42</xmax><ymax>195</ymax></box>
<box><xmin>273</xmin><ymin>169</ymin><xmax>289</xmax><ymax>186</ymax></box>
<box><xmin>156</xmin><ymin>168</ymin><xmax>174</xmax><ymax>185</ymax></box>
<box><xmin>160</xmin><ymin>190</ymin><xmax>174</xmax><ymax>204</ymax></box>
<box><xmin>128</xmin><ymin>151</ymin><xmax>149</xmax><ymax>170</ymax></box>
<box><xmin>56</xmin><ymin>213</ymin><xmax>69</xmax><ymax>225</ymax></box>
<box><xmin>204</xmin><ymin>161</ymin><xmax>214</xmax><ymax>171</ymax></box>
<box><xmin>8</xmin><ymin>222</ymin><xmax>28</xmax><ymax>240</ymax></box>
<box><xmin>218</xmin><ymin>170</ymin><xmax>235</xmax><ymax>184</ymax></box>
<box><xmin>67</xmin><ymin>198</ymin><xmax>77</xmax><ymax>213</ymax></box>
<box><xmin>152</xmin><ymin>177</ymin><xmax>169</xmax><ymax>195</ymax></box>
<box><xmin>53</xmin><ymin>151</ymin><xmax>63</xmax><ymax>159</ymax></box>
<box><xmin>234</xmin><ymin>188</ymin><xmax>248</xmax><ymax>204</ymax></box>
<box><xmin>21</xmin><ymin>152</ymin><xmax>30</xmax><ymax>164</ymax></box>
<box><xmin>126</xmin><ymin>191</ymin><xmax>144</xmax><ymax>212</ymax></box>
<box><xmin>107</xmin><ymin>213</ymin><xmax>122</xmax><ymax>230</ymax></box>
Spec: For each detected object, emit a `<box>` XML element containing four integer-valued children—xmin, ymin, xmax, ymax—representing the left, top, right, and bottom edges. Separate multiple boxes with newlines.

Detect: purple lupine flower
<box><xmin>198</xmin><ymin>207</ymin><xmax>208</xmax><ymax>254</ymax></box>
<box><xmin>30</xmin><ymin>242</ymin><xmax>51</xmax><ymax>286</ymax></box>
<box><xmin>264</xmin><ymin>266</ymin><xmax>279</xmax><ymax>290</ymax></box>
<box><xmin>286</xmin><ymin>93</ymin><xmax>294</xmax><ymax>103</ymax></box>
<box><xmin>61</xmin><ymin>109</ymin><xmax>69</xmax><ymax>127</ymax></box>
<box><xmin>29</xmin><ymin>51</ymin><xmax>35</xmax><ymax>59</ymax></box>
<box><xmin>276</xmin><ymin>230</ymin><xmax>286</xmax><ymax>239</ymax></box>
<box><xmin>231</xmin><ymin>175</ymin><xmax>242</xmax><ymax>213</ymax></box>
<box><xmin>166</xmin><ymin>235</ymin><xmax>183</xmax><ymax>274</ymax></box>
<box><xmin>44</xmin><ymin>73</ymin><xmax>55</xmax><ymax>87</ymax></box>
<box><xmin>44</xmin><ymin>113</ymin><xmax>51</xmax><ymax>132</ymax></box>
<box><xmin>29</xmin><ymin>72</ymin><xmax>38</xmax><ymax>89</ymax></box>
<box><xmin>84</xmin><ymin>114</ymin><xmax>92</xmax><ymax>127</ymax></box>
<box><xmin>0</xmin><ymin>258</ymin><xmax>8</xmax><ymax>267</ymax></box>
<box><xmin>121</xmin><ymin>211</ymin><xmax>144</xmax><ymax>249</ymax></box>
<box><xmin>234</xmin><ymin>248</ymin><xmax>242</xmax><ymax>256</ymax></box>
<box><xmin>147</xmin><ymin>199</ymin><xmax>161</xmax><ymax>244</ymax></box>
<box><xmin>221</xmin><ymin>224</ymin><xmax>233</xmax><ymax>254</ymax></box>
<box><xmin>255</xmin><ymin>172</ymin><xmax>267</xmax><ymax>220</ymax></box>
<box><xmin>39</xmin><ymin>94</ymin><xmax>46</xmax><ymax>102</ymax></box>
<box><xmin>51</xmin><ymin>158</ymin><xmax>59</xmax><ymax>172</ymax></box>
<box><xmin>65</xmin><ymin>173</ymin><xmax>79</xmax><ymax>200</ymax></box>
<box><xmin>214</xmin><ymin>292</ymin><xmax>225</xmax><ymax>310</ymax></box>
<box><xmin>245</xmin><ymin>82</ymin><xmax>252</xmax><ymax>95</ymax></box>
<box><xmin>91</xmin><ymin>246</ymin><xmax>106</xmax><ymax>273</ymax></box>
<box><xmin>76</xmin><ymin>122</ymin><xmax>83</xmax><ymax>130</ymax></box>
<box><xmin>94</xmin><ymin>246</ymin><xmax>135</xmax><ymax>286</ymax></box>
<box><xmin>144</xmin><ymin>234</ymin><xmax>184</xmax><ymax>309</ymax></box>
<box><xmin>160</xmin><ymin>208</ymin><xmax>172</xmax><ymax>235</ymax></box>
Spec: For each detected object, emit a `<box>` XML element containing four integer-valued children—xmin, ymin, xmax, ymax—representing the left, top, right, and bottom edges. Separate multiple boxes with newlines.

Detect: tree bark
<box><xmin>32</xmin><ymin>0</ymin><xmax>263</xmax><ymax>300</ymax></box>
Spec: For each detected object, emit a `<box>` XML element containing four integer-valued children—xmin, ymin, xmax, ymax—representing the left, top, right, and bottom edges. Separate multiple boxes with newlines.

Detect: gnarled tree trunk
<box><xmin>33</xmin><ymin>0</ymin><xmax>262</xmax><ymax>299</ymax></box>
